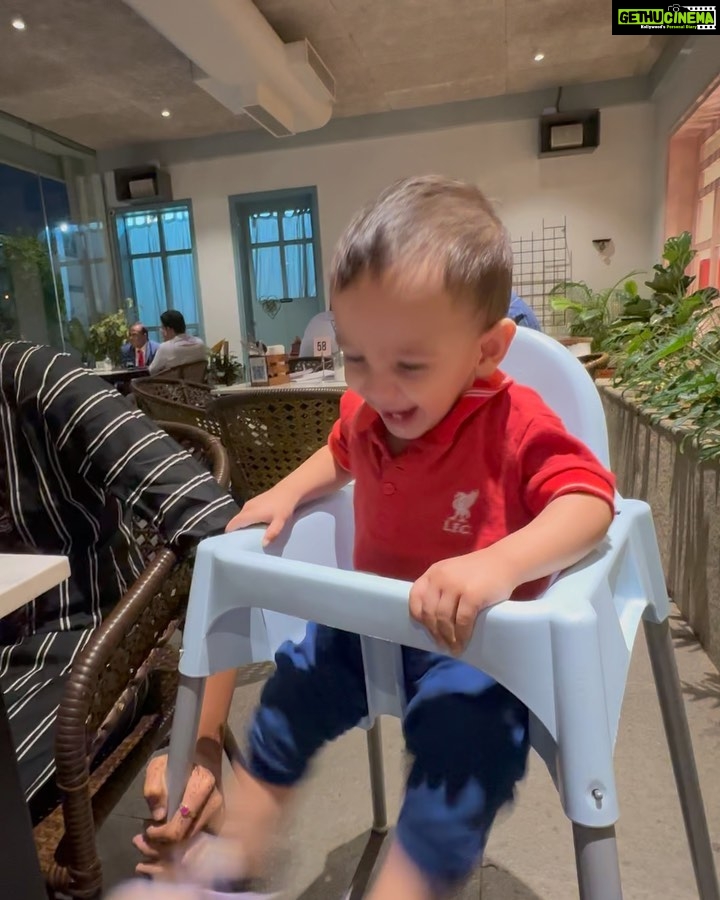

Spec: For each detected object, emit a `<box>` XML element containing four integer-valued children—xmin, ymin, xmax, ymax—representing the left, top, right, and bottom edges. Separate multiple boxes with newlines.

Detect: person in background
<box><xmin>508</xmin><ymin>292</ymin><xmax>542</xmax><ymax>331</ymax></box>
<box><xmin>0</xmin><ymin>341</ymin><xmax>240</xmax><ymax>824</ymax></box>
<box><xmin>298</xmin><ymin>309</ymin><xmax>337</xmax><ymax>357</ymax></box>
<box><xmin>121</xmin><ymin>323</ymin><xmax>160</xmax><ymax>368</ymax></box>
<box><xmin>149</xmin><ymin>310</ymin><xmax>207</xmax><ymax>375</ymax></box>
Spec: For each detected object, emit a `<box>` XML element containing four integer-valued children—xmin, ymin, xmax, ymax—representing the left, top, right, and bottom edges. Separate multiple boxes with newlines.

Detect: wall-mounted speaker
<box><xmin>539</xmin><ymin>110</ymin><xmax>600</xmax><ymax>156</ymax></box>
<box><xmin>112</xmin><ymin>165</ymin><xmax>173</xmax><ymax>204</ymax></box>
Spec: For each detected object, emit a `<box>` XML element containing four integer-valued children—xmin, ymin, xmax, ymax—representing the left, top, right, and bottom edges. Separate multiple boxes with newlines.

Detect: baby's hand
<box><xmin>409</xmin><ymin>550</ymin><xmax>514</xmax><ymax>653</ymax></box>
<box><xmin>225</xmin><ymin>488</ymin><xmax>297</xmax><ymax>546</ymax></box>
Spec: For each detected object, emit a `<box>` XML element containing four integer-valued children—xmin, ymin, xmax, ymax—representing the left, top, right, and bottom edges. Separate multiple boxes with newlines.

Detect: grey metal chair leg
<box><xmin>166</xmin><ymin>674</ymin><xmax>206</xmax><ymax>817</ymax></box>
<box><xmin>644</xmin><ymin>618</ymin><xmax>720</xmax><ymax>900</ymax></box>
<box><xmin>366</xmin><ymin>719</ymin><xmax>388</xmax><ymax>833</ymax></box>
<box><xmin>573</xmin><ymin>823</ymin><xmax>623</xmax><ymax>900</ymax></box>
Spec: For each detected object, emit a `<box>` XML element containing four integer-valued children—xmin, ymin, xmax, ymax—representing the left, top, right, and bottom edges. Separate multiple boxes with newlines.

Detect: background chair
<box><xmin>157</xmin><ymin>359</ymin><xmax>208</xmax><ymax>383</ymax></box>
<box><xmin>209</xmin><ymin>387</ymin><xmax>344</xmax><ymax>502</ymax></box>
<box><xmin>33</xmin><ymin>422</ymin><xmax>231</xmax><ymax>899</ymax></box>
<box><xmin>132</xmin><ymin>378</ymin><xmax>221</xmax><ymax>440</ymax></box>
<box><xmin>165</xmin><ymin>328</ymin><xmax>719</xmax><ymax>900</ymax></box>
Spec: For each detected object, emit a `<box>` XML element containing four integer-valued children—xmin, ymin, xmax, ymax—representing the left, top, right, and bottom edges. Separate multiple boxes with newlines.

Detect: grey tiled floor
<box><xmin>98</xmin><ymin>610</ymin><xmax>720</xmax><ymax>898</ymax></box>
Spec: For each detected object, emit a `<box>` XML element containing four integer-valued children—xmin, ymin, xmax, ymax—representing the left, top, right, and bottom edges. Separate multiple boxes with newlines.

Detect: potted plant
<box><xmin>209</xmin><ymin>348</ymin><xmax>244</xmax><ymax>386</ymax></box>
<box><xmin>603</xmin><ymin>232</ymin><xmax>720</xmax><ymax>450</ymax></box>
<box><xmin>87</xmin><ymin>310</ymin><xmax>129</xmax><ymax>367</ymax></box>
<box><xmin>549</xmin><ymin>274</ymin><xmax>642</xmax><ymax>363</ymax></box>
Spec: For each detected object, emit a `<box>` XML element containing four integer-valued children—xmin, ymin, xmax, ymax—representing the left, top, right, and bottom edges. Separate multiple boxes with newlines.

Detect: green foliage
<box><xmin>549</xmin><ymin>273</ymin><xmax>642</xmax><ymax>351</ymax></box>
<box><xmin>606</xmin><ymin>232</ymin><xmax>720</xmax><ymax>460</ymax></box>
<box><xmin>87</xmin><ymin>310</ymin><xmax>128</xmax><ymax>366</ymax></box>
<box><xmin>209</xmin><ymin>349</ymin><xmax>244</xmax><ymax>385</ymax></box>
<box><xmin>0</xmin><ymin>232</ymin><xmax>68</xmax><ymax>346</ymax></box>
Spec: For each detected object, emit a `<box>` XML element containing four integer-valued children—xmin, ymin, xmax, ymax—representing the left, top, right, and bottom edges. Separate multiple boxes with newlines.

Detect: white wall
<box><xmin>170</xmin><ymin>103</ymin><xmax>656</xmax><ymax>350</ymax></box>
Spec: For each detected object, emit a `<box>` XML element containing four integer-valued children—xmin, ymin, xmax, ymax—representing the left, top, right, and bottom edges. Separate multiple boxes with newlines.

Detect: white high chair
<box><xmin>166</xmin><ymin>328</ymin><xmax>719</xmax><ymax>900</ymax></box>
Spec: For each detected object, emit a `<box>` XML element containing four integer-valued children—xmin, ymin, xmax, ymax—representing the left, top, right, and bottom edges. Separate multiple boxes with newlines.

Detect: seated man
<box><xmin>121</xmin><ymin>322</ymin><xmax>160</xmax><ymax>368</ymax></box>
<box><xmin>0</xmin><ymin>340</ymin><xmax>239</xmax><ymax>822</ymax></box>
<box><xmin>149</xmin><ymin>310</ymin><xmax>207</xmax><ymax>375</ymax></box>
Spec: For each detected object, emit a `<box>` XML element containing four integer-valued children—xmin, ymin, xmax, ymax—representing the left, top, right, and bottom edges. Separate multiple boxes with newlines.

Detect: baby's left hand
<box><xmin>409</xmin><ymin>550</ymin><xmax>515</xmax><ymax>654</ymax></box>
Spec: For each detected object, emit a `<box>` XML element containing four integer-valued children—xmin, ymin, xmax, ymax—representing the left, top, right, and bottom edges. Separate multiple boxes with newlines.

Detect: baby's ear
<box><xmin>477</xmin><ymin>318</ymin><xmax>516</xmax><ymax>373</ymax></box>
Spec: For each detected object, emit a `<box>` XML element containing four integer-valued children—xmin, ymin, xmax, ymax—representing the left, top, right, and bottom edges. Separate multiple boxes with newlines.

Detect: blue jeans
<box><xmin>248</xmin><ymin>624</ymin><xmax>529</xmax><ymax>887</ymax></box>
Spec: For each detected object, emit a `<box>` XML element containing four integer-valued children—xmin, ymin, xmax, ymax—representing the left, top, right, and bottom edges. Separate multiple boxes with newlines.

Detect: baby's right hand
<box><xmin>225</xmin><ymin>488</ymin><xmax>297</xmax><ymax>546</ymax></box>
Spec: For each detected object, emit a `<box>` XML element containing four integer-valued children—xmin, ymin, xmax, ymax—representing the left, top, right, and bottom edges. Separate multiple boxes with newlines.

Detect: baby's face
<box><xmin>333</xmin><ymin>266</ymin><xmax>513</xmax><ymax>447</ymax></box>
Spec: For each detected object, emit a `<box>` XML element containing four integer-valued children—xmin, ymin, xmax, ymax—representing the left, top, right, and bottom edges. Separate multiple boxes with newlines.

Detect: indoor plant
<box><xmin>605</xmin><ymin>232</ymin><xmax>720</xmax><ymax>459</ymax></box>
<box><xmin>549</xmin><ymin>274</ymin><xmax>642</xmax><ymax>354</ymax></box>
<box><xmin>87</xmin><ymin>310</ymin><xmax>129</xmax><ymax>367</ymax></box>
<box><xmin>209</xmin><ymin>348</ymin><xmax>244</xmax><ymax>385</ymax></box>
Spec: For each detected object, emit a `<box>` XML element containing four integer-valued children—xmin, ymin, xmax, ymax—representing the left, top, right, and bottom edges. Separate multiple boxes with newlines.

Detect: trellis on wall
<box><xmin>511</xmin><ymin>219</ymin><xmax>572</xmax><ymax>334</ymax></box>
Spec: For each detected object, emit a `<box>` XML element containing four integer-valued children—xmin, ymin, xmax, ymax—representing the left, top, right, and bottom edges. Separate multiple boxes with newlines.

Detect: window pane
<box><xmin>696</xmin><ymin>193</ymin><xmax>715</xmax><ymax>244</ymax></box>
<box><xmin>132</xmin><ymin>256</ymin><xmax>166</xmax><ymax>323</ymax></box>
<box><xmin>284</xmin><ymin>241</ymin><xmax>317</xmax><ymax>299</ymax></box>
<box><xmin>59</xmin><ymin>263</ymin><xmax>85</xmax><ymax>322</ymax></box>
<box><xmin>0</xmin><ymin>163</ymin><xmax>67</xmax><ymax>349</ymax></box>
<box><xmin>249</xmin><ymin>212</ymin><xmax>279</xmax><ymax>244</ymax></box>
<box><xmin>281</xmin><ymin>207</ymin><xmax>312</xmax><ymax>240</ymax></box>
<box><xmin>305</xmin><ymin>243</ymin><xmax>317</xmax><ymax>296</ymax></box>
<box><xmin>166</xmin><ymin>253</ymin><xmax>199</xmax><ymax>324</ymax></box>
<box><xmin>127</xmin><ymin>214</ymin><xmax>161</xmax><ymax>255</ymax></box>
<box><xmin>252</xmin><ymin>245</ymin><xmax>284</xmax><ymax>299</ymax></box>
<box><xmin>162</xmin><ymin>208</ymin><xmax>191</xmax><ymax>251</ymax></box>
<box><xmin>703</xmin><ymin>157</ymin><xmax>720</xmax><ymax>189</ymax></box>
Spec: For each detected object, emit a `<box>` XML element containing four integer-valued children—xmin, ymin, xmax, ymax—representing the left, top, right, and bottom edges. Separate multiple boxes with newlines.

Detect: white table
<box><xmin>1</xmin><ymin>554</ymin><xmax>71</xmax><ymax>617</ymax></box>
<box><xmin>212</xmin><ymin>370</ymin><xmax>347</xmax><ymax>396</ymax></box>
<box><xmin>0</xmin><ymin>553</ymin><xmax>70</xmax><ymax>899</ymax></box>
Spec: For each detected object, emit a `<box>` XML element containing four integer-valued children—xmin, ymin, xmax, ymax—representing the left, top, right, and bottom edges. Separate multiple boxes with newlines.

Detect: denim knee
<box><xmin>248</xmin><ymin>624</ymin><xmax>368</xmax><ymax>785</ymax></box>
<box><xmin>397</xmin><ymin>685</ymin><xmax>529</xmax><ymax>886</ymax></box>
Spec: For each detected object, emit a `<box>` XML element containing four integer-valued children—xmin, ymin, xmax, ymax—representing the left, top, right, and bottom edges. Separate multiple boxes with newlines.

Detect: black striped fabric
<box><xmin>0</xmin><ymin>342</ymin><xmax>238</xmax><ymax>818</ymax></box>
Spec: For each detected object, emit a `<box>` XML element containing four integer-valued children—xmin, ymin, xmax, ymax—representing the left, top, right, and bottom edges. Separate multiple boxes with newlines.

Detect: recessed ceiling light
<box><xmin>11</xmin><ymin>17</ymin><xmax>26</xmax><ymax>30</ymax></box>
<box><xmin>161</xmin><ymin>109</ymin><xmax>171</xmax><ymax>118</ymax></box>
<box><xmin>534</xmin><ymin>52</ymin><xmax>545</xmax><ymax>62</ymax></box>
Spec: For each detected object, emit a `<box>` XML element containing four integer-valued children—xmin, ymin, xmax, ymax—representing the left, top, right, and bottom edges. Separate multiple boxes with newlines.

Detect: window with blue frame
<box><xmin>236</xmin><ymin>190</ymin><xmax>320</xmax><ymax>304</ymax></box>
<box><xmin>114</xmin><ymin>202</ymin><xmax>201</xmax><ymax>339</ymax></box>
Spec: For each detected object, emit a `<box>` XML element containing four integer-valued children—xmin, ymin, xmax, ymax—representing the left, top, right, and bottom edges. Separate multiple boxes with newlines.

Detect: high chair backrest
<box><xmin>502</xmin><ymin>327</ymin><xmax>610</xmax><ymax>467</ymax></box>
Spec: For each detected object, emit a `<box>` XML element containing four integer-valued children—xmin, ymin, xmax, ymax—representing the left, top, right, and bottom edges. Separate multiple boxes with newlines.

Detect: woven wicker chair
<box><xmin>132</xmin><ymin>379</ymin><xmax>221</xmax><ymax>440</ymax></box>
<box><xmin>157</xmin><ymin>360</ymin><xmax>208</xmax><ymax>382</ymax></box>
<box><xmin>33</xmin><ymin>422</ymin><xmax>231</xmax><ymax>899</ymax></box>
<box><xmin>210</xmin><ymin>387</ymin><xmax>344</xmax><ymax>500</ymax></box>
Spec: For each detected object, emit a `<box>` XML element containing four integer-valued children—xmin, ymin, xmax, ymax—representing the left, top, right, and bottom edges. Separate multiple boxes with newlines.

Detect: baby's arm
<box><xmin>226</xmin><ymin>445</ymin><xmax>351</xmax><ymax>544</ymax></box>
<box><xmin>486</xmin><ymin>492</ymin><xmax>613</xmax><ymax>586</ymax></box>
<box><xmin>411</xmin><ymin>492</ymin><xmax>613</xmax><ymax>653</ymax></box>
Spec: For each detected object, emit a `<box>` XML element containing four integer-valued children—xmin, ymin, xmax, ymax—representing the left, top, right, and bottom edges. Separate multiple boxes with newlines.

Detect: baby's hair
<box><xmin>330</xmin><ymin>175</ymin><xmax>513</xmax><ymax>324</ymax></box>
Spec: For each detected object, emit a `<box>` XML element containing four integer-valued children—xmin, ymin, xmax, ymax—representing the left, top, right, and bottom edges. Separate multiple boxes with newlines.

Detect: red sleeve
<box><xmin>328</xmin><ymin>389</ymin><xmax>365</xmax><ymax>473</ymax></box>
<box><xmin>519</xmin><ymin>411</ymin><xmax>616</xmax><ymax>517</ymax></box>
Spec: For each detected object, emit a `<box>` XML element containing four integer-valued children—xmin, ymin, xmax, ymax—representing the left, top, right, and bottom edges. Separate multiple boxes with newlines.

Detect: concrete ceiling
<box><xmin>0</xmin><ymin>0</ymin><xmax>669</xmax><ymax>150</ymax></box>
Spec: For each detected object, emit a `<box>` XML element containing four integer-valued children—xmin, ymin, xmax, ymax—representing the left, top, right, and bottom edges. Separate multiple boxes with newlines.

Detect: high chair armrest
<box><xmin>182</xmin><ymin>491</ymin><xmax>667</xmax><ymax>742</ymax></box>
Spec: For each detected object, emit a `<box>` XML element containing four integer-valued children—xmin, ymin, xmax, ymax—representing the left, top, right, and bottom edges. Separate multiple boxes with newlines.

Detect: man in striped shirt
<box><xmin>0</xmin><ymin>341</ymin><xmax>239</xmax><ymax>823</ymax></box>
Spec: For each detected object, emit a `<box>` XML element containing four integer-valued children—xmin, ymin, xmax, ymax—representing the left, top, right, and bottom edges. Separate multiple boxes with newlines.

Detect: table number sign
<box><xmin>313</xmin><ymin>336</ymin><xmax>332</xmax><ymax>358</ymax></box>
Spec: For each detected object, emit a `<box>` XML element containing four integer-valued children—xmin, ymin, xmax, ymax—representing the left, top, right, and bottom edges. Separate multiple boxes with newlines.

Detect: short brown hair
<box><xmin>330</xmin><ymin>175</ymin><xmax>513</xmax><ymax>324</ymax></box>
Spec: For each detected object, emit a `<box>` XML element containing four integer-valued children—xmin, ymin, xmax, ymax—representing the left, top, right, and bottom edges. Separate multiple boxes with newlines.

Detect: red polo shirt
<box><xmin>328</xmin><ymin>371</ymin><xmax>615</xmax><ymax>599</ymax></box>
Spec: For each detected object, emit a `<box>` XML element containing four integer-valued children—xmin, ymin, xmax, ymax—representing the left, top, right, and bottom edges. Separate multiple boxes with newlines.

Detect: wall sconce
<box><xmin>592</xmin><ymin>238</ymin><xmax>614</xmax><ymax>264</ymax></box>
